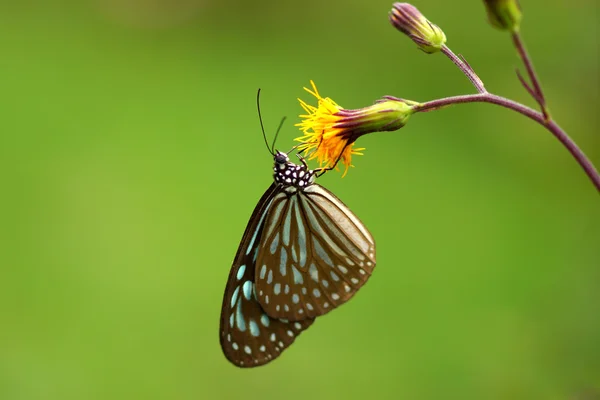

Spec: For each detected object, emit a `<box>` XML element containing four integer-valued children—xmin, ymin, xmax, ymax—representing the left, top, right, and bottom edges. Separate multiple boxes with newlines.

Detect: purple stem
<box><xmin>512</xmin><ymin>32</ymin><xmax>549</xmax><ymax>120</ymax></box>
<box><xmin>441</xmin><ymin>45</ymin><xmax>486</xmax><ymax>93</ymax></box>
<box><xmin>414</xmin><ymin>94</ymin><xmax>600</xmax><ymax>193</ymax></box>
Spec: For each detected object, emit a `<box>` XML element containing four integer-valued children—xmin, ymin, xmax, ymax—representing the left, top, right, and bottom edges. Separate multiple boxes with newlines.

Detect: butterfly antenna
<box><xmin>270</xmin><ymin>116</ymin><xmax>287</xmax><ymax>154</ymax></box>
<box><xmin>257</xmin><ymin>88</ymin><xmax>275</xmax><ymax>156</ymax></box>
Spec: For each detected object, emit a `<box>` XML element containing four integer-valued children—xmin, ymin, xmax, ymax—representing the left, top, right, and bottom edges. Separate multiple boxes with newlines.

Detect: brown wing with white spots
<box><xmin>254</xmin><ymin>184</ymin><xmax>376</xmax><ymax>320</ymax></box>
<box><xmin>219</xmin><ymin>184</ymin><xmax>315</xmax><ymax>368</ymax></box>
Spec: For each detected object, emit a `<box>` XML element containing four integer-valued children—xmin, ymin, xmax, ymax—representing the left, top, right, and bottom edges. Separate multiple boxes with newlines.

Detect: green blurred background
<box><xmin>1</xmin><ymin>1</ymin><xmax>598</xmax><ymax>399</ymax></box>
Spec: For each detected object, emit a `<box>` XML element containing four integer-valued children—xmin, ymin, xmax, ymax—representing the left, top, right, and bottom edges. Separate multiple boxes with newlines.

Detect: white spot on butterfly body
<box><xmin>274</xmin><ymin>283</ymin><xmax>281</xmax><ymax>295</ymax></box>
<box><xmin>267</xmin><ymin>270</ymin><xmax>273</xmax><ymax>284</ymax></box>
<box><xmin>270</xmin><ymin>234</ymin><xmax>280</xmax><ymax>254</ymax></box>
<box><xmin>232</xmin><ymin>342</ymin><xmax>239</xmax><ymax>350</ymax></box>
<box><xmin>244</xmin><ymin>345</ymin><xmax>252</xmax><ymax>354</ymax></box>
<box><xmin>294</xmin><ymin>322</ymin><xmax>302</xmax><ymax>330</ymax></box>
<box><xmin>236</xmin><ymin>265</ymin><xmax>246</xmax><ymax>280</ymax></box>
<box><xmin>322</xmin><ymin>280</ymin><xmax>329</xmax><ymax>288</ymax></box>
<box><xmin>292</xmin><ymin>294</ymin><xmax>300</xmax><ymax>304</ymax></box>
<box><xmin>249</xmin><ymin>319</ymin><xmax>259</xmax><ymax>337</ymax></box>
<box><xmin>242</xmin><ymin>281</ymin><xmax>253</xmax><ymax>300</ymax></box>
<box><xmin>359</xmin><ymin>269</ymin><xmax>366</xmax><ymax>275</ymax></box>
<box><xmin>284</xmin><ymin>284</ymin><xmax>290</xmax><ymax>294</ymax></box>
<box><xmin>313</xmin><ymin>288</ymin><xmax>321</xmax><ymax>298</ymax></box>
<box><xmin>235</xmin><ymin>299</ymin><xmax>246</xmax><ymax>332</ymax></box>
<box><xmin>261</xmin><ymin>314</ymin><xmax>270</xmax><ymax>327</ymax></box>
<box><xmin>351</xmin><ymin>278</ymin><xmax>359</xmax><ymax>284</ymax></box>
<box><xmin>292</xmin><ymin>265</ymin><xmax>303</xmax><ymax>284</ymax></box>
<box><xmin>332</xmin><ymin>293</ymin><xmax>340</xmax><ymax>300</ymax></box>
<box><xmin>337</xmin><ymin>265</ymin><xmax>348</xmax><ymax>274</ymax></box>
<box><xmin>344</xmin><ymin>284</ymin><xmax>351</xmax><ymax>293</ymax></box>
<box><xmin>330</xmin><ymin>271</ymin><xmax>340</xmax><ymax>281</ymax></box>
<box><xmin>227</xmin><ymin>334</ymin><xmax>231</xmax><ymax>342</ymax></box>
<box><xmin>307</xmin><ymin>303</ymin><xmax>313</xmax><ymax>311</ymax></box>
<box><xmin>231</xmin><ymin>286</ymin><xmax>240</xmax><ymax>307</ymax></box>
<box><xmin>302</xmin><ymin>287</ymin><xmax>307</xmax><ymax>295</ymax></box>
<box><xmin>265</xmin><ymin>295</ymin><xmax>269</xmax><ymax>304</ymax></box>
<box><xmin>309</xmin><ymin>263</ymin><xmax>319</xmax><ymax>282</ymax></box>
<box><xmin>287</xmin><ymin>330</ymin><xmax>294</xmax><ymax>337</ymax></box>
<box><xmin>270</xmin><ymin>333</ymin><xmax>276</xmax><ymax>342</ymax></box>
<box><xmin>259</xmin><ymin>345</ymin><xmax>266</xmax><ymax>352</ymax></box>
<box><xmin>324</xmin><ymin>302</ymin><xmax>329</xmax><ymax>308</ymax></box>
<box><xmin>280</xmin><ymin>248</ymin><xmax>288</xmax><ymax>276</ymax></box>
<box><xmin>284</xmin><ymin>304</ymin><xmax>289</xmax><ymax>312</ymax></box>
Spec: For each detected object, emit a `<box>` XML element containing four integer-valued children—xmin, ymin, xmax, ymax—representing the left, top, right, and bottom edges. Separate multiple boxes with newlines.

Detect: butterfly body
<box><xmin>220</xmin><ymin>151</ymin><xmax>375</xmax><ymax>367</ymax></box>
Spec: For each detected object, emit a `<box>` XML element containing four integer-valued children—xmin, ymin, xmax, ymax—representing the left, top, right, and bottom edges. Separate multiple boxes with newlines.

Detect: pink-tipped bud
<box><xmin>389</xmin><ymin>3</ymin><xmax>446</xmax><ymax>54</ymax></box>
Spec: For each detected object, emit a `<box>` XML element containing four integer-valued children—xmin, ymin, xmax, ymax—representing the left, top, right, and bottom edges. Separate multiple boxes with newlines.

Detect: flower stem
<box><xmin>441</xmin><ymin>45</ymin><xmax>486</xmax><ymax>93</ymax></box>
<box><xmin>512</xmin><ymin>32</ymin><xmax>549</xmax><ymax>120</ymax></box>
<box><xmin>414</xmin><ymin>94</ymin><xmax>600</xmax><ymax>193</ymax></box>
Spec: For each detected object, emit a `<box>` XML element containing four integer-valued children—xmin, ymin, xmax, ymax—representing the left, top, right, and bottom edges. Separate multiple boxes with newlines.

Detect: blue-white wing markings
<box><xmin>303</xmin><ymin>184</ymin><xmax>375</xmax><ymax>255</ymax></box>
<box><xmin>301</xmin><ymin>186</ymin><xmax>375</xmax><ymax>268</ymax></box>
<box><xmin>299</xmin><ymin>193</ymin><xmax>375</xmax><ymax>284</ymax></box>
<box><xmin>222</xmin><ymin>253</ymin><xmax>313</xmax><ymax>368</ymax></box>
<box><xmin>262</xmin><ymin>192</ymin><xmax>288</xmax><ymax>244</ymax></box>
<box><xmin>255</xmin><ymin>194</ymin><xmax>311</xmax><ymax>320</ymax></box>
<box><xmin>301</xmin><ymin>195</ymin><xmax>367</xmax><ymax>262</ymax></box>
<box><xmin>255</xmin><ymin>184</ymin><xmax>376</xmax><ymax>320</ymax></box>
<box><xmin>220</xmin><ymin>186</ymin><xmax>314</xmax><ymax>368</ymax></box>
<box><xmin>300</xmin><ymin>185</ymin><xmax>376</xmax><ymax>313</ymax></box>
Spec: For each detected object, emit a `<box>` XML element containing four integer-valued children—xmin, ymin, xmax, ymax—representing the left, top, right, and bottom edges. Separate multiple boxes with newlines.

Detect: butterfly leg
<box><xmin>315</xmin><ymin>142</ymin><xmax>351</xmax><ymax>177</ymax></box>
<box><xmin>296</xmin><ymin>153</ymin><xmax>309</xmax><ymax>169</ymax></box>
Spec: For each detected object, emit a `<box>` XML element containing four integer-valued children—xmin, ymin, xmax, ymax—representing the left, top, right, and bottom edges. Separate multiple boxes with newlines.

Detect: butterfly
<box><xmin>219</xmin><ymin>93</ymin><xmax>376</xmax><ymax>368</ymax></box>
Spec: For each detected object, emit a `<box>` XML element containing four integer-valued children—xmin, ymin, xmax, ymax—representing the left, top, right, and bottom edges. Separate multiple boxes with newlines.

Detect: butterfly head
<box><xmin>273</xmin><ymin>151</ymin><xmax>315</xmax><ymax>189</ymax></box>
<box><xmin>274</xmin><ymin>151</ymin><xmax>289</xmax><ymax>166</ymax></box>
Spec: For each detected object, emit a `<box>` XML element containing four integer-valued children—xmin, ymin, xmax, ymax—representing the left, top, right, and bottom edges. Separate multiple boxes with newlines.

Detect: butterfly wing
<box><xmin>254</xmin><ymin>184</ymin><xmax>376</xmax><ymax>320</ymax></box>
<box><xmin>219</xmin><ymin>183</ymin><xmax>315</xmax><ymax>368</ymax></box>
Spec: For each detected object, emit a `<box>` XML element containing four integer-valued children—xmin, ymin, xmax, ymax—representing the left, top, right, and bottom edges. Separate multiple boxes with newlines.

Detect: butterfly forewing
<box><xmin>254</xmin><ymin>184</ymin><xmax>376</xmax><ymax>320</ymax></box>
<box><xmin>220</xmin><ymin>184</ymin><xmax>315</xmax><ymax>368</ymax></box>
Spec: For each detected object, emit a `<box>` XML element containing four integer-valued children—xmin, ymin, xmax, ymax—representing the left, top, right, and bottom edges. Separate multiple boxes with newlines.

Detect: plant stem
<box><xmin>414</xmin><ymin>94</ymin><xmax>600</xmax><ymax>193</ymax></box>
<box><xmin>441</xmin><ymin>45</ymin><xmax>487</xmax><ymax>94</ymax></box>
<box><xmin>512</xmin><ymin>32</ymin><xmax>549</xmax><ymax>120</ymax></box>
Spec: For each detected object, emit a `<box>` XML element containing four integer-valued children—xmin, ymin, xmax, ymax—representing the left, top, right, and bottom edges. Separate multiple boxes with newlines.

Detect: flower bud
<box><xmin>389</xmin><ymin>3</ymin><xmax>446</xmax><ymax>54</ymax></box>
<box><xmin>483</xmin><ymin>0</ymin><xmax>522</xmax><ymax>32</ymax></box>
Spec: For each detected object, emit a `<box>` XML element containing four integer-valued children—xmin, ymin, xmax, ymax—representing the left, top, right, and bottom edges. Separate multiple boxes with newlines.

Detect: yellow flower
<box><xmin>295</xmin><ymin>80</ymin><xmax>417</xmax><ymax>176</ymax></box>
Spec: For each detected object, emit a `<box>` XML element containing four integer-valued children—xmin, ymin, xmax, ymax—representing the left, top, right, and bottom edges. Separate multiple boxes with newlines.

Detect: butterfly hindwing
<box><xmin>254</xmin><ymin>184</ymin><xmax>376</xmax><ymax>320</ymax></box>
<box><xmin>219</xmin><ymin>184</ymin><xmax>315</xmax><ymax>368</ymax></box>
